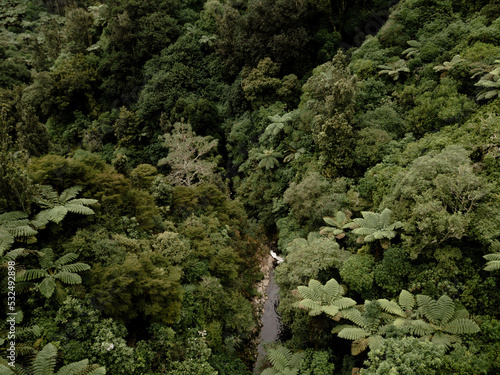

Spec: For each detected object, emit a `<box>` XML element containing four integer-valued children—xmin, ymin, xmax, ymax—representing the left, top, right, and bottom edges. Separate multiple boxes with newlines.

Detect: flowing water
<box><xmin>254</xmin><ymin>268</ymin><xmax>281</xmax><ymax>374</ymax></box>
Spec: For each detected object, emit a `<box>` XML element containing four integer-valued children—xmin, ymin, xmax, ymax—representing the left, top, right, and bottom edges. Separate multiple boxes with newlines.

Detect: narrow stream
<box><xmin>253</xmin><ymin>268</ymin><xmax>281</xmax><ymax>374</ymax></box>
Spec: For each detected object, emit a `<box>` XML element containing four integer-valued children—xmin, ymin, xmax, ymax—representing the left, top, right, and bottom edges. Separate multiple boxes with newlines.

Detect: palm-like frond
<box><xmin>19</xmin><ymin>269</ymin><xmax>49</xmax><ymax>281</ymax></box>
<box><xmin>351</xmin><ymin>208</ymin><xmax>402</xmax><ymax>244</ymax></box>
<box><xmin>340</xmin><ymin>308</ymin><xmax>365</xmax><ymax>327</ymax></box>
<box><xmin>33</xmin><ymin>342</ymin><xmax>57</xmax><ymax>375</ymax></box>
<box><xmin>338</xmin><ymin>327</ymin><xmax>369</xmax><ymax>341</ymax></box>
<box><xmin>297</xmin><ymin>278</ymin><xmax>354</xmax><ymax>318</ymax></box>
<box><xmin>268</xmin><ymin>346</ymin><xmax>292</xmax><ymax>373</ymax></box>
<box><xmin>59</xmin><ymin>186</ymin><xmax>83</xmax><ymax>203</ymax></box>
<box><xmin>34</xmin><ymin>186</ymin><xmax>97</xmax><ymax>226</ymax></box>
<box><xmin>484</xmin><ymin>252</ymin><xmax>500</xmax><ymax>271</ymax></box>
<box><xmin>399</xmin><ymin>290</ymin><xmax>415</xmax><ymax>311</ymax></box>
<box><xmin>60</xmin><ymin>263</ymin><xmax>90</xmax><ymax>273</ymax></box>
<box><xmin>54</xmin><ymin>253</ymin><xmax>79</xmax><ymax>267</ymax></box>
<box><xmin>444</xmin><ymin>318</ymin><xmax>480</xmax><ymax>335</ymax></box>
<box><xmin>377</xmin><ymin>299</ymin><xmax>405</xmax><ymax>317</ymax></box>
<box><xmin>38</xmin><ymin>277</ymin><xmax>56</xmax><ymax>298</ymax></box>
<box><xmin>54</xmin><ymin>272</ymin><xmax>82</xmax><ymax>285</ymax></box>
<box><xmin>55</xmin><ymin>359</ymin><xmax>89</xmax><ymax>375</ymax></box>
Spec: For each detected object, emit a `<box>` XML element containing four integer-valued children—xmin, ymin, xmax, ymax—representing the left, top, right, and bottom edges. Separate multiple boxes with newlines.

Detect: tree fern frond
<box><xmin>399</xmin><ymin>290</ymin><xmax>415</xmax><ymax>311</ymax></box>
<box><xmin>323</xmin><ymin>278</ymin><xmax>342</xmax><ymax>300</ymax></box>
<box><xmin>368</xmin><ymin>335</ymin><xmax>384</xmax><ymax>351</ymax></box>
<box><xmin>351</xmin><ymin>338</ymin><xmax>369</xmax><ymax>356</ymax></box>
<box><xmin>66</xmin><ymin>198</ymin><xmax>98</xmax><ymax>206</ymax></box>
<box><xmin>3</xmin><ymin>248</ymin><xmax>27</xmax><ymax>261</ymax></box>
<box><xmin>436</xmin><ymin>295</ymin><xmax>455</xmax><ymax>325</ymax></box>
<box><xmin>65</xmin><ymin>205</ymin><xmax>95</xmax><ymax>215</ymax></box>
<box><xmin>268</xmin><ymin>346</ymin><xmax>292</xmax><ymax>373</ymax></box>
<box><xmin>338</xmin><ymin>327</ymin><xmax>369</xmax><ymax>341</ymax></box>
<box><xmin>55</xmin><ymin>359</ymin><xmax>89</xmax><ymax>375</ymax></box>
<box><xmin>321</xmin><ymin>305</ymin><xmax>340</xmax><ymax>318</ymax></box>
<box><xmin>54</xmin><ymin>272</ymin><xmax>82</xmax><ymax>285</ymax></box>
<box><xmin>377</xmin><ymin>299</ymin><xmax>405</xmax><ymax>316</ymax></box>
<box><xmin>484</xmin><ymin>253</ymin><xmax>500</xmax><ymax>271</ymax></box>
<box><xmin>54</xmin><ymin>253</ymin><xmax>79</xmax><ymax>267</ymax></box>
<box><xmin>60</xmin><ymin>263</ymin><xmax>90</xmax><ymax>273</ymax></box>
<box><xmin>409</xmin><ymin>320</ymin><xmax>434</xmax><ymax>336</ymax></box>
<box><xmin>261</xmin><ymin>369</ymin><xmax>279</xmax><ymax>375</ymax></box>
<box><xmin>39</xmin><ymin>248</ymin><xmax>54</xmax><ymax>270</ymax></box>
<box><xmin>431</xmin><ymin>332</ymin><xmax>454</xmax><ymax>347</ymax></box>
<box><xmin>340</xmin><ymin>308</ymin><xmax>364</xmax><ymax>327</ymax></box>
<box><xmin>443</xmin><ymin>318</ymin><xmax>480</xmax><ymax>335</ymax></box>
<box><xmin>33</xmin><ymin>342</ymin><xmax>58</xmax><ymax>375</ymax></box>
<box><xmin>331</xmin><ymin>324</ymin><xmax>356</xmax><ymax>334</ymax></box>
<box><xmin>0</xmin><ymin>364</ymin><xmax>16</xmax><ymax>374</ymax></box>
<box><xmin>0</xmin><ymin>211</ymin><xmax>29</xmax><ymax>222</ymax></box>
<box><xmin>83</xmin><ymin>367</ymin><xmax>106</xmax><ymax>375</ymax></box>
<box><xmin>288</xmin><ymin>351</ymin><xmax>305</xmax><ymax>369</ymax></box>
<box><xmin>38</xmin><ymin>277</ymin><xmax>56</xmax><ymax>298</ymax></box>
<box><xmin>416</xmin><ymin>294</ymin><xmax>439</xmax><ymax>324</ymax></box>
<box><xmin>451</xmin><ymin>309</ymin><xmax>470</xmax><ymax>321</ymax></box>
<box><xmin>59</xmin><ymin>186</ymin><xmax>83</xmax><ymax>203</ymax></box>
<box><xmin>0</xmin><ymin>230</ymin><xmax>14</xmax><ymax>255</ymax></box>
<box><xmin>333</xmin><ymin>297</ymin><xmax>357</xmax><ymax>310</ymax></box>
<box><xmin>19</xmin><ymin>269</ymin><xmax>49</xmax><ymax>281</ymax></box>
<box><xmin>299</xmin><ymin>298</ymin><xmax>321</xmax><ymax>312</ymax></box>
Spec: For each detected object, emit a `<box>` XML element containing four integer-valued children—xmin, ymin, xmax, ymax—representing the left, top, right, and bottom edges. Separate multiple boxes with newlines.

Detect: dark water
<box><xmin>254</xmin><ymin>269</ymin><xmax>281</xmax><ymax>374</ymax></box>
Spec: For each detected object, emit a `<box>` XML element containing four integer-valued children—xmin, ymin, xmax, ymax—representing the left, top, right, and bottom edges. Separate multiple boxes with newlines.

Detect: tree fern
<box><xmin>0</xmin><ymin>343</ymin><xmax>105</xmax><ymax>375</ymax></box>
<box><xmin>0</xmin><ymin>211</ymin><xmax>37</xmax><ymax>255</ymax></box>
<box><xmin>412</xmin><ymin>294</ymin><xmax>480</xmax><ymax>346</ymax></box>
<box><xmin>484</xmin><ymin>253</ymin><xmax>500</xmax><ymax>271</ymax></box>
<box><xmin>264</xmin><ymin>346</ymin><xmax>304</xmax><ymax>375</ymax></box>
<box><xmin>351</xmin><ymin>208</ymin><xmax>402</xmax><ymax>248</ymax></box>
<box><xmin>320</xmin><ymin>211</ymin><xmax>351</xmax><ymax>239</ymax></box>
<box><xmin>297</xmin><ymin>278</ymin><xmax>355</xmax><ymax>319</ymax></box>
<box><xmin>18</xmin><ymin>249</ymin><xmax>90</xmax><ymax>299</ymax></box>
<box><xmin>33</xmin><ymin>186</ymin><xmax>97</xmax><ymax>228</ymax></box>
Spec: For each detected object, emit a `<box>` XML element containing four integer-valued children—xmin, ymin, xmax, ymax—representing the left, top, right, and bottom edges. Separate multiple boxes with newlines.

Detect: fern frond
<box><xmin>67</xmin><ymin>198</ymin><xmax>98</xmax><ymax>206</ymax></box>
<box><xmin>351</xmin><ymin>338</ymin><xmax>369</xmax><ymax>356</ymax></box>
<box><xmin>416</xmin><ymin>294</ymin><xmax>440</xmax><ymax>324</ymax></box>
<box><xmin>436</xmin><ymin>295</ymin><xmax>455</xmax><ymax>325</ymax></box>
<box><xmin>431</xmin><ymin>331</ymin><xmax>454</xmax><ymax>347</ymax></box>
<box><xmin>38</xmin><ymin>277</ymin><xmax>56</xmax><ymax>298</ymax></box>
<box><xmin>60</xmin><ymin>263</ymin><xmax>90</xmax><ymax>273</ymax></box>
<box><xmin>377</xmin><ymin>299</ymin><xmax>405</xmax><ymax>316</ymax></box>
<box><xmin>368</xmin><ymin>335</ymin><xmax>384</xmax><ymax>351</ymax></box>
<box><xmin>443</xmin><ymin>318</ymin><xmax>480</xmax><ymax>335</ymax></box>
<box><xmin>331</xmin><ymin>324</ymin><xmax>355</xmax><ymax>334</ymax></box>
<box><xmin>3</xmin><ymin>248</ymin><xmax>27</xmax><ymax>261</ymax></box>
<box><xmin>324</xmin><ymin>278</ymin><xmax>342</xmax><ymax>300</ymax></box>
<box><xmin>288</xmin><ymin>352</ymin><xmax>305</xmax><ymax>369</ymax></box>
<box><xmin>333</xmin><ymin>297</ymin><xmax>357</xmax><ymax>310</ymax></box>
<box><xmin>54</xmin><ymin>253</ymin><xmax>79</xmax><ymax>267</ymax></box>
<box><xmin>268</xmin><ymin>346</ymin><xmax>292</xmax><ymax>373</ymax></box>
<box><xmin>65</xmin><ymin>205</ymin><xmax>95</xmax><ymax>215</ymax></box>
<box><xmin>340</xmin><ymin>308</ymin><xmax>364</xmax><ymax>327</ymax></box>
<box><xmin>39</xmin><ymin>248</ymin><xmax>54</xmax><ymax>269</ymax></box>
<box><xmin>19</xmin><ymin>269</ymin><xmax>49</xmax><ymax>281</ymax></box>
<box><xmin>55</xmin><ymin>359</ymin><xmax>89</xmax><ymax>375</ymax></box>
<box><xmin>54</xmin><ymin>272</ymin><xmax>82</xmax><ymax>285</ymax></box>
<box><xmin>321</xmin><ymin>305</ymin><xmax>340</xmax><ymax>318</ymax></box>
<box><xmin>484</xmin><ymin>253</ymin><xmax>500</xmax><ymax>271</ymax></box>
<box><xmin>33</xmin><ymin>343</ymin><xmax>58</xmax><ymax>375</ymax></box>
<box><xmin>0</xmin><ymin>364</ymin><xmax>15</xmax><ymax>375</ymax></box>
<box><xmin>0</xmin><ymin>229</ymin><xmax>14</xmax><ymax>255</ymax></box>
<box><xmin>59</xmin><ymin>186</ymin><xmax>83</xmax><ymax>203</ymax></box>
<box><xmin>261</xmin><ymin>369</ymin><xmax>279</xmax><ymax>375</ymax></box>
<box><xmin>299</xmin><ymin>298</ymin><xmax>321</xmax><ymax>312</ymax></box>
<box><xmin>84</xmin><ymin>367</ymin><xmax>106</xmax><ymax>375</ymax></box>
<box><xmin>338</xmin><ymin>327</ymin><xmax>369</xmax><ymax>341</ymax></box>
<box><xmin>399</xmin><ymin>290</ymin><xmax>415</xmax><ymax>311</ymax></box>
<box><xmin>0</xmin><ymin>211</ymin><xmax>29</xmax><ymax>223</ymax></box>
<box><xmin>409</xmin><ymin>320</ymin><xmax>434</xmax><ymax>336</ymax></box>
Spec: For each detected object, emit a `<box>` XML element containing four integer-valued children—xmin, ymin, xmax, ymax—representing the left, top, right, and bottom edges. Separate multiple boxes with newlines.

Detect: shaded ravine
<box><xmin>253</xmin><ymin>267</ymin><xmax>282</xmax><ymax>374</ymax></box>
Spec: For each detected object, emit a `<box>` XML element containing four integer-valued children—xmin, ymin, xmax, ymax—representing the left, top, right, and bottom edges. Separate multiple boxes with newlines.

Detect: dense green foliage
<box><xmin>1</xmin><ymin>0</ymin><xmax>500</xmax><ymax>373</ymax></box>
